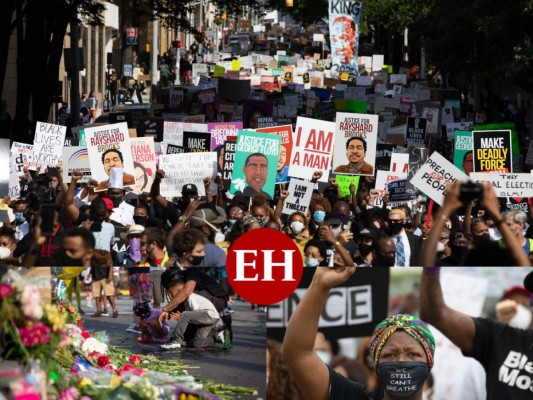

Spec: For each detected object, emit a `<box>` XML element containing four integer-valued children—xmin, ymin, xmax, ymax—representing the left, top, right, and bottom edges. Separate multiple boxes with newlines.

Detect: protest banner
<box><xmin>333</xmin><ymin>112</ymin><xmax>378</xmax><ymax>176</ymax></box>
<box><xmin>130</xmin><ymin>137</ymin><xmax>156</xmax><ymax>195</ymax></box>
<box><xmin>192</xmin><ymin>63</ymin><xmax>208</xmax><ymax>78</ymax></box>
<box><xmin>453</xmin><ymin>131</ymin><xmax>473</xmax><ymax>174</ymax></box>
<box><xmin>375</xmin><ymin>153</ymin><xmax>409</xmax><ymax>196</ymax></box>
<box><xmin>208</xmin><ymin>122</ymin><xmax>243</xmax><ymax>151</ymax></box>
<box><xmin>406</xmin><ymin>117</ymin><xmax>427</xmax><ymax>146</ymax></box>
<box><xmin>256</xmin><ymin>125</ymin><xmax>294</xmax><ymax>183</ymax></box>
<box><xmin>336</xmin><ymin>175</ymin><xmax>360</xmax><ymax>197</ymax></box>
<box><xmin>328</xmin><ymin>0</ymin><xmax>362</xmax><ymax>77</ymax></box>
<box><xmin>169</xmin><ymin>88</ymin><xmax>185</xmax><ymax>108</ymax></box>
<box><xmin>473</xmin><ymin>123</ymin><xmax>520</xmax><ymax>172</ymax></box>
<box><xmin>163</xmin><ymin>121</ymin><xmax>183</xmax><ymax>146</ymax></box>
<box><xmin>410</xmin><ymin>151</ymin><xmax>469</xmax><ymax>206</ymax></box>
<box><xmin>446</xmin><ymin>122</ymin><xmax>474</xmax><ymax>141</ymax></box>
<box><xmin>166</xmin><ymin>144</ymin><xmax>186</xmax><ymax>154</ymax></box>
<box><xmin>289</xmin><ymin>117</ymin><xmax>335</xmax><ymax>183</ymax></box>
<box><xmin>421</xmin><ymin>106</ymin><xmax>441</xmax><ymax>136</ymax></box>
<box><xmin>472</xmin><ymin>130</ymin><xmax>512</xmax><ymax>173</ymax></box>
<box><xmin>159</xmin><ymin>152</ymin><xmax>217</xmax><ymax>197</ymax></box>
<box><xmin>11</xmin><ymin>142</ymin><xmax>37</xmax><ymax>173</ymax></box>
<box><xmin>469</xmin><ymin>173</ymin><xmax>533</xmax><ymax>198</ymax></box>
<box><xmin>62</xmin><ymin>146</ymin><xmax>91</xmax><ymax>183</ymax></box>
<box><xmin>33</xmin><ymin>122</ymin><xmax>67</xmax><ymax>167</ymax></box>
<box><xmin>281</xmin><ymin>179</ymin><xmax>314</xmax><ymax>215</ymax></box>
<box><xmin>387</xmin><ymin>179</ymin><xmax>415</xmax><ymax>202</ymax></box>
<box><xmin>406</xmin><ymin>145</ymin><xmax>429</xmax><ymax>194</ymax></box>
<box><xmin>267</xmin><ymin>268</ymin><xmax>389</xmax><ymax>341</ymax></box>
<box><xmin>9</xmin><ymin>155</ymin><xmax>20</xmax><ymax>199</ymax></box>
<box><xmin>222</xmin><ymin>137</ymin><xmax>237</xmax><ymax>191</ymax></box>
<box><xmin>84</xmin><ymin>122</ymin><xmax>135</xmax><ymax>192</ymax></box>
<box><xmin>230</xmin><ymin>130</ymin><xmax>281</xmax><ymax>199</ymax></box>
<box><xmin>375</xmin><ymin>144</ymin><xmax>406</xmax><ymax>171</ymax></box>
<box><xmin>183</xmin><ymin>131</ymin><xmax>211</xmax><ymax>152</ymax></box>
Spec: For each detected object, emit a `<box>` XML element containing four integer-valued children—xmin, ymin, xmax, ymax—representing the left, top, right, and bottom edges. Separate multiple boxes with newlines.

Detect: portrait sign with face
<box><xmin>333</xmin><ymin>112</ymin><xmax>378</xmax><ymax>176</ymax></box>
<box><xmin>256</xmin><ymin>125</ymin><xmax>293</xmax><ymax>183</ymax></box>
<box><xmin>453</xmin><ymin>131</ymin><xmax>473</xmax><ymax>176</ymax></box>
<box><xmin>328</xmin><ymin>0</ymin><xmax>362</xmax><ymax>77</ymax></box>
<box><xmin>130</xmin><ymin>137</ymin><xmax>156</xmax><ymax>195</ymax></box>
<box><xmin>84</xmin><ymin>122</ymin><xmax>135</xmax><ymax>192</ymax></box>
<box><xmin>230</xmin><ymin>130</ymin><xmax>281</xmax><ymax>200</ymax></box>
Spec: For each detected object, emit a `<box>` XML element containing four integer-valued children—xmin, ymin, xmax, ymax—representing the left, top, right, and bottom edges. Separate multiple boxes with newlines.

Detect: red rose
<box><xmin>81</xmin><ymin>332</ymin><xmax>90</xmax><ymax>339</ymax></box>
<box><xmin>129</xmin><ymin>355</ymin><xmax>142</xmax><ymax>365</ymax></box>
<box><xmin>133</xmin><ymin>367</ymin><xmax>144</xmax><ymax>376</ymax></box>
<box><xmin>97</xmin><ymin>355</ymin><xmax>111</xmax><ymax>368</ymax></box>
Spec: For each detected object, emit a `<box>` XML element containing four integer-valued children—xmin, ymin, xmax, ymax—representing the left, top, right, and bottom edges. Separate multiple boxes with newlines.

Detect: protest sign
<box><xmin>218</xmin><ymin>78</ymin><xmax>251</xmax><ymax>102</ymax></box>
<box><xmin>469</xmin><ymin>173</ymin><xmax>533</xmax><ymax>198</ymax></box>
<box><xmin>208</xmin><ymin>122</ymin><xmax>243</xmax><ymax>151</ymax></box>
<box><xmin>159</xmin><ymin>152</ymin><xmax>217</xmax><ymax>197</ymax></box>
<box><xmin>473</xmin><ymin>130</ymin><xmax>512</xmax><ymax>173</ymax></box>
<box><xmin>267</xmin><ymin>268</ymin><xmax>389</xmax><ymax>341</ymax></box>
<box><xmin>11</xmin><ymin>142</ymin><xmax>37</xmax><ymax>173</ymax></box>
<box><xmin>406</xmin><ymin>145</ymin><xmax>429</xmax><ymax>195</ymax></box>
<box><xmin>410</xmin><ymin>151</ymin><xmax>469</xmax><ymax>205</ymax></box>
<box><xmin>33</xmin><ymin>122</ymin><xmax>67</xmax><ymax>167</ymax></box>
<box><xmin>84</xmin><ymin>123</ymin><xmax>135</xmax><ymax>192</ymax></box>
<box><xmin>166</xmin><ymin>144</ymin><xmax>186</xmax><ymax>154</ymax></box>
<box><xmin>222</xmin><ymin>137</ymin><xmax>237</xmax><ymax>191</ymax></box>
<box><xmin>289</xmin><ymin>117</ymin><xmax>335</xmax><ymax>183</ymax></box>
<box><xmin>453</xmin><ymin>131</ymin><xmax>473</xmax><ymax>174</ymax></box>
<box><xmin>0</xmin><ymin>140</ymin><xmax>9</xmax><ymax>197</ymax></box>
<box><xmin>9</xmin><ymin>155</ymin><xmax>20</xmax><ymax>199</ymax></box>
<box><xmin>473</xmin><ymin>123</ymin><xmax>520</xmax><ymax>171</ymax></box>
<box><xmin>192</xmin><ymin>63</ymin><xmax>208</xmax><ymax>78</ymax></box>
<box><xmin>372</xmin><ymin>54</ymin><xmax>384</xmax><ymax>71</ymax></box>
<box><xmin>328</xmin><ymin>0</ymin><xmax>362</xmax><ymax>77</ymax></box>
<box><xmin>441</xmin><ymin>107</ymin><xmax>454</xmax><ymax>125</ymax></box>
<box><xmin>333</xmin><ymin>112</ymin><xmax>378</xmax><ymax>176</ymax></box>
<box><xmin>334</xmin><ymin>99</ymin><xmax>367</xmax><ymax>113</ymax></box>
<box><xmin>387</xmin><ymin>179</ymin><xmax>415</xmax><ymax>202</ymax></box>
<box><xmin>374</xmin><ymin>97</ymin><xmax>400</xmax><ymax>113</ymax></box>
<box><xmin>336</xmin><ymin>175</ymin><xmax>360</xmax><ymax>197</ymax></box>
<box><xmin>163</xmin><ymin>121</ymin><xmax>183</xmax><ymax>146</ymax></box>
<box><xmin>130</xmin><ymin>137</ymin><xmax>156</xmax><ymax>195</ymax></box>
<box><xmin>183</xmin><ymin>131</ymin><xmax>211</xmax><ymax>152</ymax></box>
<box><xmin>137</xmin><ymin>117</ymin><xmax>164</xmax><ymax>142</ymax></box>
<box><xmin>256</xmin><ymin>117</ymin><xmax>277</xmax><ymax>128</ymax></box>
<box><xmin>390</xmin><ymin>74</ymin><xmax>407</xmax><ymax>85</ymax></box>
<box><xmin>183</xmin><ymin>114</ymin><xmax>206</xmax><ymax>124</ymax></box>
<box><xmin>256</xmin><ymin>125</ymin><xmax>294</xmax><ymax>183</ymax></box>
<box><xmin>62</xmin><ymin>146</ymin><xmax>91</xmax><ymax>183</ymax></box>
<box><xmin>281</xmin><ymin>179</ymin><xmax>314</xmax><ymax>215</ymax></box>
<box><xmin>375</xmin><ymin>153</ymin><xmax>409</xmax><ymax>195</ymax></box>
<box><xmin>375</xmin><ymin>144</ymin><xmax>405</xmax><ymax>171</ymax></box>
<box><xmin>193</xmin><ymin>88</ymin><xmax>217</xmax><ymax>107</ymax></box>
<box><xmin>446</xmin><ymin>122</ymin><xmax>473</xmax><ymax>141</ymax></box>
<box><xmin>169</xmin><ymin>88</ymin><xmax>185</xmax><ymax>108</ymax></box>
<box><xmin>406</xmin><ymin>117</ymin><xmax>427</xmax><ymax>146</ymax></box>
<box><xmin>230</xmin><ymin>130</ymin><xmax>281</xmax><ymax>199</ymax></box>
<box><xmin>421</xmin><ymin>106</ymin><xmax>441</xmax><ymax>136</ymax></box>
<box><xmin>500</xmin><ymin>197</ymin><xmax>530</xmax><ymax>214</ymax></box>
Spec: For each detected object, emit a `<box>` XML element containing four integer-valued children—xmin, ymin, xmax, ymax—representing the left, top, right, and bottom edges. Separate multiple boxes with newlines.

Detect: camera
<box><xmin>460</xmin><ymin>181</ymin><xmax>483</xmax><ymax>203</ymax></box>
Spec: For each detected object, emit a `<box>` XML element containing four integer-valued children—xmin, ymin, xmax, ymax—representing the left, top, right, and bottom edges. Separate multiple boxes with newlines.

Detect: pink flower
<box><xmin>59</xmin><ymin>387</ymin><xmax>79</xmax><ymax>400</ymax></box>
<box><xmin>20</xmin><ymin>285</ymin><xmax>42</xmax><ymax>320</ymax></box>
<box><xmin>133</xmin><ymin>367</ymin><xmax>145</xmax><ymax>376</ymax></box>
<box><xmin>129</xmin><ymin>354</ymin><xmax>142</xmax><ymax>365</ymax></box>
<box><xmin>81</xmin><ymin>397</ymin><xmax>91</xmax><ymax>400</ymax></box>
<box><xmin>0</xmin><ymin>283</ymin><xmax>13</xmax><ymax>298</ymax></box>
<box><xmin>18</xmin><ymin>323</ymin><xmax>51</xmax><ymax>347</ymax></box>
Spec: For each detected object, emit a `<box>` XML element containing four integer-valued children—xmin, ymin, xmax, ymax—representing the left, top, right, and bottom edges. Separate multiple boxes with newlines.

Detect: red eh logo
<box><xmin>226</xmin><ymin>229</ymin><xmax>303</xmax><ymax>305</ymax></box>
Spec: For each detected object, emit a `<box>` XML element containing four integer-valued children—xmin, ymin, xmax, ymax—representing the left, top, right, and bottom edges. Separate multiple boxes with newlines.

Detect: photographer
<box><xmin>421</xmin><ymin>182</ymin><xmax>529</xmax><ymax>266</ymax></box>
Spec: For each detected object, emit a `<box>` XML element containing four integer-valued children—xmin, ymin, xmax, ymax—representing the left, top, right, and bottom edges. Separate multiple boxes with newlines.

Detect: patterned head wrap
<box><xmin>369</xmin><ymin>314</ymin><xmax>435</xmax><ymax>369</ymax></box>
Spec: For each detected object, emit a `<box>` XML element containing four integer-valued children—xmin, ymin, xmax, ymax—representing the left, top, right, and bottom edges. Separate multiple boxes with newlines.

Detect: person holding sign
<box><xmin>233</xmin><ymin>153</ymin><xmax>272</xmax><ymax>200</ymax></box>
<box><xmin>95</xmin><ymin>149</ymin><xmax>135</xmax><ymax>191</ymax></box>
<box><xmin>282</xmin><ymin>267</ymin><xmax>436</xmax><ymax>400</ymax></box>
<box><xmin>333</xmin><ymin>137</ymin><xmax>374</xmax><ymax>175</ymax></box>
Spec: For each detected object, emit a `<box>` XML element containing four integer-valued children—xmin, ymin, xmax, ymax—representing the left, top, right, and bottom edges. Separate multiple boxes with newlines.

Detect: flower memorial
<box><xmin>0</xmin><ymin>273</ymin><xmax>257</xmax><ymax>400</ymax></box>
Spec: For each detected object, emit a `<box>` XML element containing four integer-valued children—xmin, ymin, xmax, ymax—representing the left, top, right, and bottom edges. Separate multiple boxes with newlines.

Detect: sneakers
<box><xmin>101</xmin><ymin>309</ymin><xmax>109</xmax><ymax>317</ymax></box>
<box><xmin>126</xmin><ymin>323</ymin><xmax>141</xmax><ymax>334</ymax></box>
<box><xmin>161</xmin><ymin>339</ymin><xmax>181</xmax><ymax>350</ymax></box>
<box><xmin>112</xmin><ymin>309</ymin><xmax>119</xmax><ymax>318</ymax></box>
<box><xmin>86</xmin><ymin>303</ymin><xmax>93</xmax><ymax>308</ymax></box>
<box><xmin>223</xmin><ymin>329</ymin><xmax>232</xmax><ymax>350</ymax></box>
<box><xmin>224</xmin><ymin>308</ymin><xmax>235</xmax><ymax>314</ymax></box>
<box><xmin>91</xmin><ymin>312</ymin><xmax>102</xmax><ymax>317</ymax></box>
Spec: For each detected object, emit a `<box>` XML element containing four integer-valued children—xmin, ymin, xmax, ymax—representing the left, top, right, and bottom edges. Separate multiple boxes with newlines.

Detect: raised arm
<box><xmin>65</xmin><ymin>170</ymin><xmax>83</xmax><ymax>222</ymax></box>
<box><xmin>273</xmin><ymin>185</ymin><xmax>289</xmax><ymax>227</ymax></box>
<box><xmin>165</xmin><ymin>197</ymin><xmax>201</xmax><ymax>251</ymax></box>
<box><xmin>281</xmin><ymin>267</ymin><xmax>355</xmax><ymax>400</ymax></box>
<box><xmin>150</xmin><ymin>169</ymin><xmax>169</xmax><ymax>209</ymax></box>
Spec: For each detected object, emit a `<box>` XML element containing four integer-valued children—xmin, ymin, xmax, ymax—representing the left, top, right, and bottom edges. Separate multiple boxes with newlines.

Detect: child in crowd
<box><xmin>133</xmin><ymin>302</ymin><xmax>169</xmax><ymax>344</ymax></box>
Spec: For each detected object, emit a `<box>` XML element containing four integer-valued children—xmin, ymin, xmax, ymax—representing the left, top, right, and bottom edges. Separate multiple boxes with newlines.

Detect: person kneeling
<box><xmin>134</xmin><ymin>302</ymin><xmax>169</xmax><ymax>344</ymax></box>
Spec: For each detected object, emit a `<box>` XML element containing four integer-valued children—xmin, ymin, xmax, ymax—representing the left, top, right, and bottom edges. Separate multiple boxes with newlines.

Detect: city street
<box><xmin>82</xmin><ymin>295</ymin><xmax>266</xmax><ymax>399</ymax></box>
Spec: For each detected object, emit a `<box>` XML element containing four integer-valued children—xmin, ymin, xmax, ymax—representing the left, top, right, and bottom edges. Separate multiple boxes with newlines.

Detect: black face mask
<box><xmin>473</xmin><ymin>233</ymin><xmax>491</xmax><ymax>247</ymax></box>
<box><xmin>375</xmin><ymin>362</ymin><xmax>429</xmax><ymax>398</ymax></box>
<box><xmin>133</xmin><ymin>216</ymin><xmax>147</xmax><ymax>226</ymax></box>
<box><xmin>374</xmin><ymin>254</ymin><xmax>395</xmax><ymax>267</ymax></box>
<box><xmin>389</xmin><ymin>223</ymin><xmax>405</xmax><ymax>235</ymax></box>
<box><xmin>57</xmin><ymin>248</ymin><xmax>84</xmax><ymax>267</ymax></box>
<box><xmin>111</xmin><ymin>197</ymin><xmax>123</xmax><ymax>208</ymax></box>
<box><xmin>189</xmin><ymin>255</ymin><xmax>204</xmax><ymax>266</ymax></box>
<box><xmin>358</xmin><ymin>243</ymin><xmax>373</xmax><ymax>257</ymax></box>
<box><xmin>450</xmin><ymin>245</ymin><xmax>469</xmax><ymax>261</ymax></box>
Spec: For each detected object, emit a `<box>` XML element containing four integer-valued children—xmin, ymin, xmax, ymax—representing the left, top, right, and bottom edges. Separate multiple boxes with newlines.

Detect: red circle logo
<box><xmin>226</xmin><ymin>229</ymin><xmax>303</xmax><ymax>305</ymax></box>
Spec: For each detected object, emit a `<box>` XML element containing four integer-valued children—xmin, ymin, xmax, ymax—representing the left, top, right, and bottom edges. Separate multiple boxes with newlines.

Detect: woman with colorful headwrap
<box><xmin>282</xmin><ymin>266</ymin><xmax>435</xmax><ymax>400</ymax></box>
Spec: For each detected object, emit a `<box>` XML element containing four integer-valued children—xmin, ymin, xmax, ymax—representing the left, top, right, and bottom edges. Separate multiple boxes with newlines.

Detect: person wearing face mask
<box><xmin>421</xmin><ymin>267</ymin><xmax>533</xmax><ymax>399</ymax></box>
<box><xmin>304</xmin><ymin>239</ymin><xmax>328</xmax><ymax>267</ymax></box>
<box><xmin>441</xmin><ymin>230</ymin><xmax>469</xmax><ymax>266</ymax></box>
<box><xmin>353</xmin><ymin>228</ymin><xmax>377</xmax><ymax>267</ymax></box>
<box><xmin>318</xmin><ymin>213</ymin><xmax>357</xmax><ymax>265</ymax></box>
<box><xmin>495</xmin><ymin>286</ymin><xmax>533</xmax><ymax>330</ymax></box>
<box><xmin>282</xmin><ymin>266</ymin><xmax>436</xmax><ymax>400</ymax></box>
<box><xmin>309</xmin><ymin>196</ymin><xmax>332</xmax><ymax>236</ymax></box>
<box><xmin>10</xmin><ymin>200</ymin><xmax>30</xmax><ymax>242</ymax></box>
<box><xmin>388</xmin><ymin>208</ymin><xmax>422</xmax><ymax>267</ymax></box>
<box><xmin>108</xmin><ymin>187</ymin><xmax>135</xmax><ymax>227</ymax></box>
<box><xmin>371</xmin><ymin>235</ymin><xmax>397</xmax><ymax>267</ymax></box>
<box><xmin>223</xmin><ymin>205</ymin><xmax>244</xmax><ymax>238</ymax></box>
<box><xmin>0</xmin><ymin>228</ymin><xmax>18</xmax><ymax>266</ymax></box>
<box><xmin>497</xmin><ymin>211</ymin><xmax>533</xmax><ymax>257</ymax></box>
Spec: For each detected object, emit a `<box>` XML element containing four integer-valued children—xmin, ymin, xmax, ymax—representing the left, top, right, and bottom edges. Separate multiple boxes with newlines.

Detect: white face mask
<box><xmin>509</xmin><ymin>303</ymin><xmax>533</xmax><ymax>330</ymax></box>
<box><xmin>214</xmin><ymin>231</ymin><xmax>226</xmax><ymax>243</ymax></box>
<box><xmin>290</xmin><ymin>221</ymin><xmax>305</xmax><ymax>234</ymax></box>
<box><xmin>0</xmin><ymin>246</ymin><xmax>11</xmax><ymax>260</ymax></box>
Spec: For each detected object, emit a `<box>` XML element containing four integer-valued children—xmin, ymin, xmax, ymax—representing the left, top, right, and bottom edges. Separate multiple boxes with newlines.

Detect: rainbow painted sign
<box><xmin>62</xmin><ymin>146</ymin><xmax>91</xmax><ymax>183</ymax></box>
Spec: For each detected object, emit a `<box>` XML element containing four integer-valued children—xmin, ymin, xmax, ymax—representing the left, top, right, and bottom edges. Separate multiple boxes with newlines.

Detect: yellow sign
<box><xmin>231</xmin><ymin>59</ymin><xmax>241</xmax><ymax>71</ymax></box>
<box><xmin>340</xmin><ymin>73</ymin><xmax>349</xmax><ymax>81</ymax></box>
<box><xmin>213</xmin><ymin>65</ymin><xmax>226</xmax><ymax>77</ymax></box>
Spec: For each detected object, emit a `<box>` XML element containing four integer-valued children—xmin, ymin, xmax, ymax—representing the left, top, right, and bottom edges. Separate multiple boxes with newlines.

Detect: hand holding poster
<box><xmin>282</xmin><ymin>179</ymin><xmax>314</xmax><ymax>215</ymax></box>
<box><xmin>333</xmin><ymin>112</ymin><xmax>378</xmax><ymax>176</ymax></box>
<box><xmin>33</xmin><ymin>122</ymin><xmax>67</xmax><ymax>167</ymax></box>
<box><xmin>84</xmin><ymin>122</ymin><xmax>135</xmax><ymax>192</ymax></box>
<box><xmin>410</xmin><ymin>151</ymin><xmax>469</xmax><ymax>205</ymax></box>
<box><xmin>230</xmin><ymin>130</ymin><xmax>281</xmax><ymax>200</ymax></box>
<box><xmin>473</xmin><ymin>130</ymin><xmax>512</xmax><ymax>173</ymax></box>
<box><xmin>289</xmin><ymin>117</ymin><xmax>335</xmax><ymax>183</ymax></box>
<box><xmin>256</xmin><ymin>125</ymin><xmax>294</xmax><ymax>183</ymax></box>
<box><xmin>11</xmin><ymin>142</ymin><xmax>37</xmax><ymax>173</ymax></box>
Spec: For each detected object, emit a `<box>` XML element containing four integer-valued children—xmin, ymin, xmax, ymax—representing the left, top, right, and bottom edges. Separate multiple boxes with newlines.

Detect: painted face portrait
<box><xmin>277</xmin><ymin>145</ymin><xmax>287</xmax><ymax>172</ymax></box>
<box><xmin>243</xmin><ymin>155</ymin><xmax>268</xmax><ymax>192</ymax></box>
<box><xmin>132</xmin><ymin>166</ymin><xmax>147</xmax><ymax>194</ymax></box>
<box><xmin>103</xmin><ymin>150</ymin><xmax>124</xmax><ymax>176</ymax></box>
<box><xmin>347</xmin><ymin>138</ymin><xmax>365</xmax><ymax>165</ymax></box>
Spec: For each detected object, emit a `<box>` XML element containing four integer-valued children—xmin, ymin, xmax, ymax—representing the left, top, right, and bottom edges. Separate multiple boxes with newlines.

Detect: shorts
<box><xmin>113</xmin><ymin>275</ymin><xmax>120</xmax><ymax>287</ymax></box>
<box><xmin>128</xmin><ymin>272</ymin><xmax>153</xmax><ymax>304</ymax></box>
<box><xmin>151</xmin><ymin>269</ymin><xmax>165</xmax><ymax>304</ymax></box>
<box><xmin>92</xmin><ymin>278</ymin><xmax>115</xmax><ymax>298</ymax></box>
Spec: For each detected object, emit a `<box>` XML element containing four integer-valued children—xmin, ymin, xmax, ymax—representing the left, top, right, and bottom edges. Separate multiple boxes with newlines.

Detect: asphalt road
<box><xmin>82</xmin><ymin>295</ymin><xmax>266</xmax><ymax>399</ymax></box>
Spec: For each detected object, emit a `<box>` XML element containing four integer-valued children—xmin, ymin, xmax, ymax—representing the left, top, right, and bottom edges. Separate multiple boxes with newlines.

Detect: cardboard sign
<box><xmin>230</xmin><ymin>130</ymin><xmax>281</xmax><ymax>199</ymax></box>
<box><xmin>410</xmin><ymin>151</ymin><xmax>469</xmax><ymax>205</ymax></box>
<box><xmin>183</xmin><ymin>131</ymin><xmax>211</xmax><ymax>152</ymax></box>
<box><xmin>289</xmin><ymin>117</ymin><xmax>335</xmax><ymax>183</ymax></box>
<box><xmin>62</xmin><ymin>146</ymin><xmax>91</xmax><ymax>183</ymax></box>
<box><xmin>469</xmin><ymin>173</ymin><xmax>533</xmax><ymax>198</ymax></box>
<box><xmin>453</xmin><ymin>131</ymin><xmax>473</xmax><ymax>174</ymax></box>
<box><xmin>208</xmin><ymin>122</ymin><xmax>243</xmax><ymax>151</ymax></box>
<box><xmin>33</xmin><ymin>122</ymin><xmax>67</xmax><ymax>167</ymax></box>
<box><xmin>159</xmin><ymin>152</ymin><xmax>217</xmax><ymax>197</ymax></box>
<box><xmin>333</xmin><ymin>112</ymin><xmax>378</xmax><ymax>176</ymax></box>
<box><xmin>406</xmin><ymin>117</ymin><xmax>427</xmax><ymax>146</ymax></box>
<box><xmin>222</xmin><ymin>137</ymin><xmax>237</xmax><ymax>191</ymax></box>
<box><xmin>372</xmin><ymin>54</ymin><xmax>384</xmax><ymax>71</ymax></box>
<box><xmin>256</xmin><ymin>125</ymin><xmax>294</xmax><ymax>184</ymax></box>
<box><xmin>282</xmin><ymin>179</ymin><xmax>314</xmax><ymax>215</ymax></box>
<box><xmin>11</xmin><ymin>142</ymin><xmax>37</xmax><ymax>173</ymax></box>
<box><xmin>130</xmin><ymin>137</ymin><xmax>156</xmax><ymax>195</ymax></box>
<box><xmin>473</xmin><ymin>130</ymin><xmax>512</xmax><ymax>173</ymax></box>
<box><xmin>336</xmin><ymin>175</ymin><xmax>360</xmax><ymax>197</ymax></box>
<box><xmin>84</xmin><ymin>123</ymin><xmax>135</xmax><ymax>192</ymax></box>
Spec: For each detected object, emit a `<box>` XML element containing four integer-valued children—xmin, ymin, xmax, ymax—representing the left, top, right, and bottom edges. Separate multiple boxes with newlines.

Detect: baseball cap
<box><xmin>182</xmin><ymin>183</ymin><xmax>198</xmax><ymax>195</ymax></box>
<box><xmin>324</xmin><ymin>212</ymin><xmax>343</xmax><ymax>226</ymax></box>
<box><xmin>501</xmin><ymin>285</ymin><xmax>531</xmax><ymax>300</ymax></box>
<box><xmin>102</xmin><ymin>198</ymin><xmax>114</xmax><ymax>212</ymax></box>
<box><xmin>120</xmin><ymin>224</ymin><xmax>145</xmax><ymax>240</ymax></box>
<box><xmin>358</xmin><ymin>227</ymin><xmax>377</xmax><ymax>240</ymax></box>
<box><xmin>190</xmin><ymin>208</ymin><xmax>225</xmax><ymax>228</ymax></box>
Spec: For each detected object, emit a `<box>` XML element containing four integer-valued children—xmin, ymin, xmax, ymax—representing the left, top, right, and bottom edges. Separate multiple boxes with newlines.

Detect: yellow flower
<box><xmin>79</xmin><ymin>378</ymin><xmax>93</xmax><ymax>388</ymax></box>
<box><xmin>45</xmin><ymin>304</ymin><xmax>66</xmax><ymax>331</ymax></box>
<box><xmin>109</xmin><ymin>375</ymin><xmax>122</xmax><ymax>390</ymax></box>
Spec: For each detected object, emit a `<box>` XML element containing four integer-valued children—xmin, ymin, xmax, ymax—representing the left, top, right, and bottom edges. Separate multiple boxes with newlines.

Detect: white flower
<box><xmin>81</xmin><ymin>337</ymin><xmax>108</xmax><ymax>355</ymax></box>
